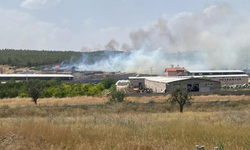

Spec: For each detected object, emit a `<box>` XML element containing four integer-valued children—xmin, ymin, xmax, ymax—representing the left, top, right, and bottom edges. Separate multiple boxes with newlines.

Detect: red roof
<box><xmin>165</xmin><ymin>67</ymin><xmax>185</xmax><ymax>71</ymax></box>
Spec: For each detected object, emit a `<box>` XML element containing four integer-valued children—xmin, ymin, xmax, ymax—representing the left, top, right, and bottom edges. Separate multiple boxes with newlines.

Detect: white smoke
<box><xmin>75</xmin><ymin>5</ymin><xmax>250</xmax><ymax>74</ymax></box>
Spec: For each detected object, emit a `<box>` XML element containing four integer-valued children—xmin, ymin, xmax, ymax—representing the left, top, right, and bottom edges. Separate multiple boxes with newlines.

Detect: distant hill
<box><xmin>0</xmin><ymin>49</ymin><xmax>122</xmax><ymax>68</ymax></box>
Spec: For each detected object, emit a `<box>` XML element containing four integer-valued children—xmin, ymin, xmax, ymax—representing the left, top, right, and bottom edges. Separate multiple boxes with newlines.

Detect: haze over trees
<box><xmin>0</xmin><ymin>49</ymin><xmax>123</xmax><ymax>68</ymax></box>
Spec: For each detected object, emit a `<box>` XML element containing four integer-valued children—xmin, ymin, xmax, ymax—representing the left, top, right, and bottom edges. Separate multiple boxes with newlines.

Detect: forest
<box><xmin>0</xmin><ymin>49</ymin><xmax>122</xmax><ymax>68</ymax></box>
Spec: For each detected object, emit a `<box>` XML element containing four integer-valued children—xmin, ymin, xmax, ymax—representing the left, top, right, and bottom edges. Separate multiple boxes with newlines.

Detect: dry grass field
<box><xmin>1</xmin><ymin>95</ymin><xmax>250</xmax><ymax>149</ymax></box>
<box><xmin>1</xmin><ymin>94</ymin><xmax>250</xmax><ymax>108</ymax></box>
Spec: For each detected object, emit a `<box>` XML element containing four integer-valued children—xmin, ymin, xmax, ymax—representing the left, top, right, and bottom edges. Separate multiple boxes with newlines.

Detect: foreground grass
<box><xmin>1</xmin><ymin>95</ymin><xmax>250</xmax><ymax>149</ymax></box>
<box><xmin>1</xmin><ymin>94</ymin><xmax>250</xmax><ymax>108</ymax></box>
<box><xmin>1</xmin><ymin>111</ymin><xmax>250</xmax><ymax>149</ymax></box>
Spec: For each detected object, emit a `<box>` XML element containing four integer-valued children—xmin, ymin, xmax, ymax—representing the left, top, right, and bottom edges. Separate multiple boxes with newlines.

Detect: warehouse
<box><xmin>188</xmin><ymin>70</ymin><xmax>245</xmax><ymax>76</ymax></box>
<box><xmin>0</xmin><ymin>74</ymin><xmax>74</xmax><ymax>81</ymax></box>
<box><xmin>129</xmin><ymin>76</ymin><xmax>221</xmax><ymax>93</ymax></box>
<box><xmin>188</xmin><ymin>70</ymin><xmax>249</xmax><ymax>85</ymax></box>
<box><xmin>193</xmin><ymin>74</ymin><xmax>249</xmax><ymax>85</ymax></box>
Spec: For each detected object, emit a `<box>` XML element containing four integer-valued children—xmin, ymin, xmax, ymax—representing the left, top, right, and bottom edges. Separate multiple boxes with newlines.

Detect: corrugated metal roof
<box><xmin>145</xmin><ymin>76</ymin><xmax>191</xmax><ymax>83</ymax></box>
<box><xmin>188</xmin><ymin>70</ymin><xmax>244</xmax><ymax>73</ymax></box>
<box><xmin>193</xmin><ymin>74</ymin><xmax>249</xmax><ymax>78</ymax></box>
<box><xmin>0</xmin><ymin>74</ymin><xmax>73</xmax><ymax>77</ymax></box>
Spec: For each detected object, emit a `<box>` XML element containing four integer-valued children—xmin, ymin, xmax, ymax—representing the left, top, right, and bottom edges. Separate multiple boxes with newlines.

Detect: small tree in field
<box><xmin>109</xmin><ymin>90</ymin><xmax>126</xmax><ymax>103</ymax></box>
<box><xmin>28</xmin><ymin>80</ymin><xmax>47</xmax><ymax>105</ymax></box>
<box><xmin>168</xmin><ymin>87</ymin><xmax>192</xmax><ymax>113</ymax></box>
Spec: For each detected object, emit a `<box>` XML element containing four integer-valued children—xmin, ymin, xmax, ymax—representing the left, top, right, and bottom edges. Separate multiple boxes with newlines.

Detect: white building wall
<box><xmin>210</xmin><ymin>76</ymin><xmax>248</xmax><ymax>85</ymax></box>
<box><xmin>145</xmin><ymin>79</ymin><xmax>166</xmax><ymax>93</ymax></box>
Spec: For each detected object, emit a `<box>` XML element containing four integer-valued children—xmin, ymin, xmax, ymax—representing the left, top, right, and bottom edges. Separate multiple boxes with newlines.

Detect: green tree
<box><xmin>102</xmin><ymin>78</ymin><xmax>116</xmax><ymax>89</ymax></box>
<box><xmin>49</xmin><ymin>77</ymin><xmax>62</xmax><ymax>86</ymax></box>
<box><xmin>27</xmin><ymin>80</ymin><xmax>48</xmax><ymax>105</ymax></box>
<box><xmin>7</xmin><ymin>57</ymin><xmax>12</xmax><ymax>65</ymax></box>
<box><xmin>168</xmin><ymin>87</ymin><xmax>192</xmax><ymax>113</ymax></box>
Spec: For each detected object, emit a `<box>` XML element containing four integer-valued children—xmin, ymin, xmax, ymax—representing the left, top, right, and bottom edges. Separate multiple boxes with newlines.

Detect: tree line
<box><xmin>0</xmin><ymin>49</ymin><xmax>123</xmax><ymax>68</ymax></box>
<box><xmin>0</xmin><ymin>49</ymin><xmax>81</xmax><ymax>68</ymax></box>
<box><xmin>0</xmin><ymin>78</ymin><xmax>116</xmax><ymax>104</ymax></box>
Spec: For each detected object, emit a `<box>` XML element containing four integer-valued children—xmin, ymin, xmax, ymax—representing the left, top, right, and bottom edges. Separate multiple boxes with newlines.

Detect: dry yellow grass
<box><xmin>1</xmin><ymin>111</ymin><xmax>250</xmax><ymax>150</ymax></box>
<box><xmin>126</xmin><ymin>95</ymin><xmax>250</xmax><ymax>103</ymax></box>
<box><xmin>1</xmin><ymin>94</ymin><xmax>250</xmax><ymax>108</ymax></box>
<box><xmin>0</xmin><ymin>96</ymin><xmax>107</xmax><ymax>108</ymax></box>
<box><xmin>1</xmin><ymin>95</ymin><xmax>250</xmax><ymax>149</ymax></box>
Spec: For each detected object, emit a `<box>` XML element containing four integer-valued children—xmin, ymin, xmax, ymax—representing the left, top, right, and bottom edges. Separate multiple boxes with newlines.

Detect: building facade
<box><xmin>0</xmin><ymin>74</ymin><xmax>74</xmax><ymax>81</ymax></box>
<box><xmin>165</xmin><ymin>66</ymin><xmax>186</xmax><ymax>76</ymax></box>
<box><xmin>188</xmin><ymin>70</ymin><xmax>249</xmax><ymax>85</ymax></box>
<box><xmin>129</xmin><ymin>76</ymin><xmax>221</xmax><ymax>93</ymax></box>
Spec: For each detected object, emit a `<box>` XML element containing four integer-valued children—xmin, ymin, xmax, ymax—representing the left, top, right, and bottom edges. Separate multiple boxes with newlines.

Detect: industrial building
<box><xmin>0</xmin><ymin>74</ymin><xmax>74</xmax><ymax>81</ymax></box>
<box><xmin>164</xmin><ymin>66</ymin><xmax>249</xmax><ymax>85</ymax></box>
<box><xmin>129</xmin><ymin>76</ymin><xmax>221</xmax><ymax>93</ymax></box>
<box><xmin>187</xmin><ymin>70</ymin><xmax>245</xmax><ymax>76</ymax></box>
<box><xmin>187</xmin><ymin>70</ymin><xmax>249</xmax><ymax>85</ymax></box>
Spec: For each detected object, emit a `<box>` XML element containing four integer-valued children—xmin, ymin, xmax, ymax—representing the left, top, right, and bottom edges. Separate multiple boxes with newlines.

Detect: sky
<box><xmin>0</xmin><ymin>0</ymin><xmax>250</xmax><ymax>51</ymax></box>
<box><xmin>1</xmin><ymin>0</ymin><xmax>250</xmax><ymax>73</ymax></box>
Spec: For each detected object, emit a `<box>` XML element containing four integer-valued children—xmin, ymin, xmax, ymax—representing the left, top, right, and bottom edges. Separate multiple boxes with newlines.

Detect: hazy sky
<box><xmin>1</xmin><ymin>0</ymin><xmax>250</xmax><ymax>51</ymax></box>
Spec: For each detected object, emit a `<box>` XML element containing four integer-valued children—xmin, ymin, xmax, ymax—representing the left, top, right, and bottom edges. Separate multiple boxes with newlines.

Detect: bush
<box><xmin>102</xmin><ymin>78</ymin><xmax>116</xmax><ymax>89</ymax></box>
<box><xmin>19</xmin><ymin>93</ymin><xmax>28</xmax><ymax>98</ymax></box>
<box><xmin>109</xmin><ymin>90</ymin><xmax>126</xmax><ymax>103</ymax></box>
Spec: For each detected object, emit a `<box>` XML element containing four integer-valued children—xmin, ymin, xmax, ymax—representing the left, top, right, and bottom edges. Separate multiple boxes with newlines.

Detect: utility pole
<box><xmin>150</xmin><ymin>67</ymin><xmax>153</xmax><ymax>76</ymax></box>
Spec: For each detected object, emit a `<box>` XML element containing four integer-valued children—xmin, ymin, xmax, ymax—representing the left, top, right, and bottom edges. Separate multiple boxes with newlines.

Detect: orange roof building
<box><xmin>165</xmin><ymin>66</ymin><xmax>186</xmax><ymax>76</ymax></box>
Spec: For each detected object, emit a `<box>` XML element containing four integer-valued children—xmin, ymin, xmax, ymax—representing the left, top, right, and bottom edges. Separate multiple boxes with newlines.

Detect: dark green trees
<box><xmin>101</xmin><ymin>78</ymin><xmax>116</xmax><ymax>89</ymax></box>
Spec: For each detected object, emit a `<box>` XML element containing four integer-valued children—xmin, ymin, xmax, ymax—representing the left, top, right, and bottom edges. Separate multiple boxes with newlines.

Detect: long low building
<box><xmin>188</xmin><ymin>70</ymin><xmax>245</xmax><ymax>76</ymax></box>
<box><xmin>192</xmin><ymin>74</ymin><xmax>249</xmax><ymax>85</ymax></box>
<box><xmin>187</xmin><ymin>70</ymin><xmax>249</xmax><ymax>85</ymax></box>
<box><xmin>129</xmin><ymin>76</ymin><xmax>221</xmax><ymax>93</ymax></box>
<box><xmin>0</xmin><ymin>74</ymin><xmax>74</xmax><ymax>81</ymax></box>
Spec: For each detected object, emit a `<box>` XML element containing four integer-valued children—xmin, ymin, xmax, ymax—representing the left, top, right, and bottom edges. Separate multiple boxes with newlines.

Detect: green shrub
<box><xmin>102</xmin><ymin>78</ymin><xmax>116</xmax><ymax>89</ymax></box>
<box><xmin>19</xmin><ymin>93</ymin><xmax>28</xmax><ymax>98</ymax></box>
<box><xmin>109</xmin><ymin>90</ymin><xmax>125</xmax><ymax>103</ymax></box>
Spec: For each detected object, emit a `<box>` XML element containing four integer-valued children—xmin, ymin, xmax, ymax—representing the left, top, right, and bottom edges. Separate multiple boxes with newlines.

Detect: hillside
<box><xmin>0</xmin><ymin>49</ymin><xmax>123</xmax><ymax>68</ymax></box>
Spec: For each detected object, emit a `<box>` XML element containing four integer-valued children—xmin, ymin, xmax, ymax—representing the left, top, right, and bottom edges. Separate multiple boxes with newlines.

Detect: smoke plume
<box><xmin>75</xmin><ymin>5</ymin><xmax>250</xmax><ymax>74</ymax></box>
<box><xmin>105</xmin><ymin>39</ymin><xmax>120</xmax><ymax>50</ymax></box>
